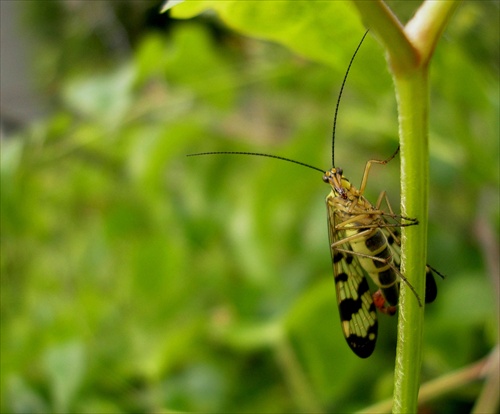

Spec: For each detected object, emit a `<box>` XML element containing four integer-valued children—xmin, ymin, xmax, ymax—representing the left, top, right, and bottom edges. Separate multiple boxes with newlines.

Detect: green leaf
<box><xmin>43</xmin><ymin>341</ymin><xmax>86</xmax><ymax>413</ymax></box>
<box><xmin>171</xmin><ymin>1</ymin><xmax>367</xmax><ymax>69</ymax></box>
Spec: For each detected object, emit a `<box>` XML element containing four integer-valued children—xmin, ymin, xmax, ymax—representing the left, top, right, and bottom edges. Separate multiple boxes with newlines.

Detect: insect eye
<box><xmin>322</xmin><ymin>174</ymin><xmax>330</xmax><ymax>183</ymax></box>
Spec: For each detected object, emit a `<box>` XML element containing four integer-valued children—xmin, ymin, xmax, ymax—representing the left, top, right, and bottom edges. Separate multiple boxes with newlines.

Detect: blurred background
<box><xmin>1</xmin><ymin>1</ymin><xmax>498</xmax><ymax>413</ymax></box>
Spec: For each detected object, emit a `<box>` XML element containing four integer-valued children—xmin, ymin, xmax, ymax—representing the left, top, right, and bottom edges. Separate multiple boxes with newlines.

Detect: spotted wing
<box><xmin>327</xmin><ymin>198</ymin><xmax>378</xmax><ymax>358</ymax></box>
<box><xmin>381</xmin><ymin>224</ymin><xmax>439</xmax><ymax>304</ymax></box>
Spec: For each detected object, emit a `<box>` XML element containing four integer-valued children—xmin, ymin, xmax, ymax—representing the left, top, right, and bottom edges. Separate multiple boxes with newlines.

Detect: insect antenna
<box><xmin>187</xmin><ymin>152</ymin><xmax>325</xmax><ymax>174</ymax></box>
<box><xmin>331</xmin><ymin>30</ymin><xmax>369</xmax><ymax>168</ymax></box>
<box><xmin>188</xmin><ymin>31</ymin><xmax>370</xmax><ymax>175</ymax></box>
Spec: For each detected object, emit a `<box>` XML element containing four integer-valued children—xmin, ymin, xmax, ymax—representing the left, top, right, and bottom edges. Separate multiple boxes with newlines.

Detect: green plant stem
<box><xmin>392</xmin><ymin>3</ymin><xmax>461</xmax><ymax>412</ymax></box>
<box><xmin>393</xmin><ymin>67</ymin><xmax>429</xmax><ymax>414</ymax></box>
<box><xmin>353</xmin><ymin>4</ymin><xmax>430</xmax><ymax>413</ymax></box>
<box><xmin>352</xmin><ymin>1</ymin><xmax>461</xmax><ymax>413</ymax></box>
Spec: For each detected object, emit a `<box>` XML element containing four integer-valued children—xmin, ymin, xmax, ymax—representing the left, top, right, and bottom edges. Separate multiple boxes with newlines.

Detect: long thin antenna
<box><xmin>187</xmin><ymin>152</ymin><xmax>325</xmax><ymax>174</ymax></box>
<box><xmin>331</xmin><ymin>30</ymin><xmax>369</xmax><ymax>167</ymax></box>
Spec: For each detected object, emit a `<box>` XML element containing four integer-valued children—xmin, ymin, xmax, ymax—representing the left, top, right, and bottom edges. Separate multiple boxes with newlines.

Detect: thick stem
<box><xmin>352</xmin><ymin>1</ymin><xmax>460</xmax><ymax>412</ymax></box>
<box><xmin>392</xmin><ymin>68</ymin><xmax>429</xmax><ymax>413</ymax></box>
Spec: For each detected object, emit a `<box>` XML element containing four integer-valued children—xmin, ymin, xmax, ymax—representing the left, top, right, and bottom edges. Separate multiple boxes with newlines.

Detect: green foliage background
<box><xmin>1</xmin><ymin>1</ymin><xmax>498</xmax><ymax>413</ymax></box>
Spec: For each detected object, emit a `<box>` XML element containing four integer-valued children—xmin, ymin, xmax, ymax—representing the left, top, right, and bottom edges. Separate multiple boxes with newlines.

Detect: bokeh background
<box><xmin>1</xmin><ymin>1</ymin><xmax>498</xmax><ymax>413</ymax></box>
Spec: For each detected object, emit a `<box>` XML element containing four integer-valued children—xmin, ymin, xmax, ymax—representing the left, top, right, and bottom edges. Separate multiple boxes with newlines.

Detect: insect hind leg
<box><xmin>333</xmin><ymin>246</ymin><xmax>423</xmax><ymax>307</ymax></box>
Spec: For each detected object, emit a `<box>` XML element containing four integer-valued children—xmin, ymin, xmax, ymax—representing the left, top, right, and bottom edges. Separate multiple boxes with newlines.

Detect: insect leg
<box><xmin>374</xmin><ymin>191</ymin><xmax>442</xmax><ymax>305</ymax></box>
<box><xmin>334</xmin><ymin>212</ymin><xmax>416</xmax><ymax>230</ymax></box>
<box><xmin>374</xmin><ymin>191</ymin><xmax>419</xmax><ymax>226</ymax></box>
<box><xmin>333</xmin><ymin>246</ymin><xmax>423</xmax><ymax>307</ymax></box>
<box><xmin>358</xmin><ymin>146</ymin><xmax>400</xmax><ymax>195</ymax></box>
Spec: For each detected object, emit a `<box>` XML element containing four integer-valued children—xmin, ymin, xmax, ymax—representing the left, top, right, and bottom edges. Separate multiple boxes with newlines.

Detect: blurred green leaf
<box><xmin>43</xmin><ymin>341</ymin><xmax>86</xmax><ymax>413</ymax></box>
<box><xmin>1</xmin><ymin>1</ymin><xmax>498</xmax><ymax>412</ymax></box>
<box><xmin>4</xmin><ymin>376</ymin><xmax>48</xmax><ymax>414</ymax></box>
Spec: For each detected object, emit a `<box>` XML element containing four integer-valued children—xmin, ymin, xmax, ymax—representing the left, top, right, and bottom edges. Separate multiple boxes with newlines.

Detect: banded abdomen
<box><xmin>345</xmin><ymin>225</ymin><xmax>399</xmax><ymax>306</ymax></box>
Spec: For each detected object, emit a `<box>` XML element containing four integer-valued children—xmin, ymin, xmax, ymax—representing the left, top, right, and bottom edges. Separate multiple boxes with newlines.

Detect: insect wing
<box><xmin>382</xmin><ymin>224</ymin><xmax>439</xmax><ymax>304</ymax></box>
<box><xmin>327</xmin><ymin>198</ymin><xmax>378</xmax><ymax>358</ymax></box>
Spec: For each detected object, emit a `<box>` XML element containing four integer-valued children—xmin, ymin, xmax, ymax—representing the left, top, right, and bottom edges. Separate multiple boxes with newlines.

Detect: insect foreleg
<box><xmin>334</xmin><ymin>213</ymin><xmax>417</xmax><ymax>230</ymax></box>
<box><xmin>378</xmin><ymin>212</ymin><xmax>418</xmax><ymax>227</ymax></box>
<box><xmin>358</xmin><ymin>146</ymin><xmax>400</xmax><ymax>195</ymax></box>
<box><xmin>374</xmin><ymin>191</ymin><xmax>419</xmax><ymax>227</ymax></box>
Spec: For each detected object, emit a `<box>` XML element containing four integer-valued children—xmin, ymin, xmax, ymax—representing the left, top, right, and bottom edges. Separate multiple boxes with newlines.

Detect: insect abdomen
<box><xmin>347</xmin><ymin>227</ymin><xmax>400</xmax><ymax>306</ymax></box>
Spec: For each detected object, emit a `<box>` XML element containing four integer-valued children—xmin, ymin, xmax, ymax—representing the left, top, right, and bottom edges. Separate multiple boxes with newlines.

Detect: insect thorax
<box><xmin>327</xmin><ymin>185</ymin><xmax>377</xmax><ymax>223</ymax></box>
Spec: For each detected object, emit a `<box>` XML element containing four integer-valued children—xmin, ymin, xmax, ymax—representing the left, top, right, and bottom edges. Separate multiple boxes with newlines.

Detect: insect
<box><xmin>188</xmin><ymin>30</ymin><xmax>442</xmax><ymax>358</ymax></box>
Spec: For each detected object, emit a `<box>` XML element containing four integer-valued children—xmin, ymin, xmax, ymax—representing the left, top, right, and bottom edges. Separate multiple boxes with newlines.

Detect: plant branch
<box><xmin>406</xmin><ymin>1</ymin><xmax>463</xmax><ymax>64</ymax></box>
<box><xmin>359</xmin><ymin>347</ymin><xmax>499</xmax><ymax>413</ymax></box>
<box><xmin>351</xmin><ymin>0</ymin><xmax>418</xmax><ymax>73</ymax></box>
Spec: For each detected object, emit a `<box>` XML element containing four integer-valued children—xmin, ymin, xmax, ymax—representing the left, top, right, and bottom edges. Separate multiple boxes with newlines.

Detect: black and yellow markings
<box><xmin>323</xmin><ymin>150</ymin><xmax>440</xmax><ymax>357</ymax></box>
<box><xmin>326</xmin><ymin>174</ymin><xmax>404</xmax><ymax>357</ymax></box>
<box><xmin>333</xmin><ymin>248</ymin><xmax>377</xmax><ymax>358</ymax></box>
<box><xmin>385</xmin><ymin>227</ymin><xmax>442</xmax><ymax>305</ymax></box>
<box><xmin>353</xmin><ymin>227</ymin><xmax>399</xmax><ymax>306</ymax></box>
<box><xmin>187</xmin><ymin>30</ymin><xmax>444</xmax><ymax>358</ymax></box>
